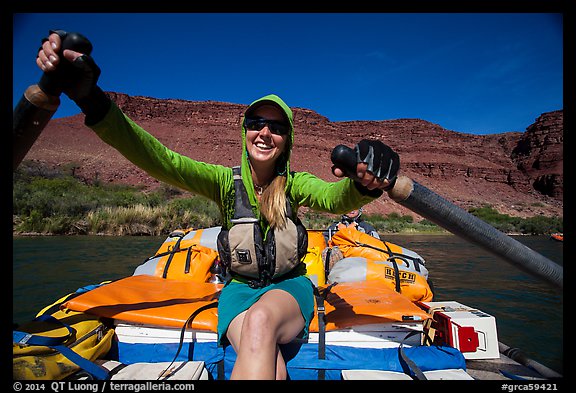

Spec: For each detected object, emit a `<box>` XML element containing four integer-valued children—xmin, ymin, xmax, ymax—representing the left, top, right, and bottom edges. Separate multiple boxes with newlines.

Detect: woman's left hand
<box><xmin>332</xmin><ymin>139</ymin><xmax>400</xmax><ymax>191</ymax></box>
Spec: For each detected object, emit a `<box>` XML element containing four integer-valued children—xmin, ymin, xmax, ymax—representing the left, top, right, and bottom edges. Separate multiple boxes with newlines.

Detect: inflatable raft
<box><xmin>550</xmin><ymin>233</ymin><xmax>563</xmax><ymax>242</ymax></box>
<box><xmin>13</xmin><ymin>226</ymin><xmax>560</xmax><ymax>381</ymax></box>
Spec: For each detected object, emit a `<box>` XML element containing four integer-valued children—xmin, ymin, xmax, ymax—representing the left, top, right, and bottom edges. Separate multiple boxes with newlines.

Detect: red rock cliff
<box><xmin>23</xmin><ymin>92</ymin><xmax>563</xmax><ymax>220</ymax></box>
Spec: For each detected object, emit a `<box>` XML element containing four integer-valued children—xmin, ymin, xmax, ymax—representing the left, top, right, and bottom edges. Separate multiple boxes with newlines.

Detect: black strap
<box><xmin>141</xmin><ymin>242</ymin><xmax>204</xmax><ymax>278</ymax></box>
<box><xmin>157</xmin><ymin>302</ymin><xmax>218</xmax><ymax>380</ymax></box>
<box><xmin>398</xmin><ymin>331</ymin><xmax>427</xmax><ymax>380</ymax></box>
<box><xmin>388</xmin><ymin>256</ymin><xmax>402</xmax><ymax>293</ymax></box>
<box><xmin>231</xmin><ymin>165</ymin><xmax>265</xmax><ymax>289</ymax></box>
<box><xmin>105</xmin><ymin>363</ymin><xmax>129</xmax><ymax>378</ymax></box>
<box><xmin>323</xmin><ymin>248</ymin><xmax>332</xmax><ymax>282</ymax></box>
<box><xmin>184</xmin><ymin>247</ymin><xmax>192</xmax><ymax>274</ymax></box>
<box><xmin>143</xmin><ymin>243</ymin><xmax>199</xmax><ymax>264</ymax></box>
<box><xmin>162</xmin><ymin>233</ymin><xmax>186</xmax><ymax>278</ymax></box>
<box><xmin>312</xmin><ymin>282</ymin><xmax>337</xmax><ymax>380</ymax></box>
<box><xmin>232</xmin><ymin>166</ymin><xmax>256</xmax><ymax>219</ymax></box>
<box><xmin>356</xmin><ymin>241</ymin><xmax>426</xmax><ymax>272</ymax></box>
<box><xmin>314</xmin><ymin>288</ymin><xmax>326</xmax><ymax>381</ymax></box>
<box><xmin>217</xmin><ymin>358</ymin><xmax>225</xmax><ymax>380</ymax></box>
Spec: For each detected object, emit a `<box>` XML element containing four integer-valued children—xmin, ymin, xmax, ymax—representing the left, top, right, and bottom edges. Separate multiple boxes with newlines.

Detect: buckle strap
<box><xmin>312</xmin><ymin>282</ymin><xmax>337</xmax><ymax>380</ymax></box>
<box><xmin>399</xmin><ymin>331</ymin><xmax>428</xmax><ymax>380</ymax></box>
<box><xmin>13</xmin><ymin>314</ymin><xmax>109</xmax><ymax>380</ymax></box>
<box><xmin>13</xmin><ymin>314</ymin><xmax>73</xmax><ymax>346</ymax></box>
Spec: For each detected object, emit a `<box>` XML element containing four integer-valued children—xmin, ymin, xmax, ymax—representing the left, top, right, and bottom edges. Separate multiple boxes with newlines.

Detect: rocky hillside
<box><xmin>22</xmin><ymin>92</ymin><xmax>563</xmax><ymax>220</ymax></box>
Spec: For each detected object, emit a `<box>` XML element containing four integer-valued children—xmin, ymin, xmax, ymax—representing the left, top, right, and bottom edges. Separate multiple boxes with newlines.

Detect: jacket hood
<box><xmin>240</xmin><ymin>94</ymin><xmax>294</xmax><ymax>199</ymax></box>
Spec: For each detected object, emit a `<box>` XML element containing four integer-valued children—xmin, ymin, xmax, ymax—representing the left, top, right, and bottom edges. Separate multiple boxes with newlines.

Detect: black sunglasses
<box><xmin>244</xmin><ymin>117</ymin><xmax>290</xmax><ymax>136</ymax></box>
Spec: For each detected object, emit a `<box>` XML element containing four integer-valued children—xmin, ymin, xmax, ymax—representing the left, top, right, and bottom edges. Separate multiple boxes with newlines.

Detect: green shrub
<box><xmin>468</xmin><ymin>205</ymin><xmax>563</xmax><ymax>234</ymax></box>
<box><xmin>12</xmin><ymin>164</ymin><xmax>563</xmax><ymax>236</ymax></box>
<box><xmin>518</xmin><ymin>215</ymin><xmax>563</xmax><ymax>235</ymax></box>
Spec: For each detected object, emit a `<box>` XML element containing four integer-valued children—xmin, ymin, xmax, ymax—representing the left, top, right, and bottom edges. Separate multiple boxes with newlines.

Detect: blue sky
<box><xmin>13</xmin><ymin>13</ymin><xmax>563</xmax><ymax>134</ymax></box>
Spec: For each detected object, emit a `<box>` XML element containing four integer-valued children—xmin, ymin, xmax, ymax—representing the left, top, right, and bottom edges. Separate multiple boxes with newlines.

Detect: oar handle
<box><xmin>13</xmin><ymin>31</ymin><xmax>92</xmax><ymax>170</ymax></box>
<box><xmin>38</xmin><ymin>31</ymin><xmax>93</xmax><ymax>97</ymax></box>
<box><xmin>330</xmin><ymin>145</ymin><xmax>358</xmax><ymax>180</ymax></box>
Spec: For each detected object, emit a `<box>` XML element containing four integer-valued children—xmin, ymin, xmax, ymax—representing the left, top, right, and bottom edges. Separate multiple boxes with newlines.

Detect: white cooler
<box><xmin>419</xmin><ymin>301</ymin><xmax>499</xmax><ymax>359</ymax></box>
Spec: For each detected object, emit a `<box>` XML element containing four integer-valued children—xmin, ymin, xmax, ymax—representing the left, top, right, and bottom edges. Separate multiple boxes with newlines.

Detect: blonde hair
<box><xmin>259</xmin><ymin>175</ymin><xmax>288</xmax><ymax>229</ymax></box>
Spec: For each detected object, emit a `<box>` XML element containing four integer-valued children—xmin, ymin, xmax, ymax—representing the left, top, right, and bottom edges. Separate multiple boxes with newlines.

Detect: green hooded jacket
<box><xmin>89</xmin><ymin>94</ymin><xmax>381</xmax><ymax>233</ymax></box>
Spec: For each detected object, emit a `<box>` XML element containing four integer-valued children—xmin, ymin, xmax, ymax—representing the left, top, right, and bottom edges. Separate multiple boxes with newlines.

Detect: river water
<box><xmin>12</xmin><ymin>233</ymin><xmax>563</xmax><ymax>374</ymax></box>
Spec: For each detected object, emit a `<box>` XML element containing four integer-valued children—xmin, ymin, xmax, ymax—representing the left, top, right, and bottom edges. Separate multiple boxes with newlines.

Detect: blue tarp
<box><xmin>114</xmin><ymin>341</ymin><xmax>466</xmax><ymax>380</ymax></box>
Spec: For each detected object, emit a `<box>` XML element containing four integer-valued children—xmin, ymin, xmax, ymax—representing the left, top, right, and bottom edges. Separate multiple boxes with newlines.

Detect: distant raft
<box><xmin>550</xmin><ymin>233</ymin><xmax>563</xmax><ymax>242</ymax></box>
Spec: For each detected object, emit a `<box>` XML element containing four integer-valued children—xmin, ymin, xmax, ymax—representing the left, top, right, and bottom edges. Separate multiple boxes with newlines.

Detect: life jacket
<box><xmin>216</xmin><ymin>166</ymin><xmax>308</xmax><ymax>288</ymax></box>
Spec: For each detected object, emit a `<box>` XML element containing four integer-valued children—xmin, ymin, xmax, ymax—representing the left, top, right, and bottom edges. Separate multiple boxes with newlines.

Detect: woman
<box><xmin>36</xmin><ymin>30</ymin><xmax>400</xmax><ymax>380</ymax></box>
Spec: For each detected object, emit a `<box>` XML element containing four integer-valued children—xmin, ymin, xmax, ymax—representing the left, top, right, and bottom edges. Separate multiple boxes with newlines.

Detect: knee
<box><xmin>242</xmin><ymin>305</ymin><xmax>276</xmax><ymax>343</ymax></box>
<box><xmin>244</xmin><ymin>305</ymin><xmax>274</xmax><ymax>331</ymax></box>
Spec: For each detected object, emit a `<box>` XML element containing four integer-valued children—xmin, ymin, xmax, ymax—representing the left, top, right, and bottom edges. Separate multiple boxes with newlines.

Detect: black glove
<box><xmin>62</xmin><ymin>54</ymin><xmax>102</xmax><ymax>102</ymax></box>
<box><xmin>355</xmin><ymin>139</ymin><xmax>400</xmax><ymax>190</ymax></box>
<box><xmin>38</xmin><ymin>30</ymin><xmax>110</xmax><ymax>125</ymax></box>
<box><xmin>38</xmin><ymin>30</ymin><xmax>98</xmax><ymax>99</ymax></box>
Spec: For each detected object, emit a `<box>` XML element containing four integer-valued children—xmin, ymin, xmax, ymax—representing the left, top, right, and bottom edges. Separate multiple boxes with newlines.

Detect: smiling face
<box><xmin>245</xmin><ymin>105</ymin><xmax>289</xmax><ymax>171</ymax></box>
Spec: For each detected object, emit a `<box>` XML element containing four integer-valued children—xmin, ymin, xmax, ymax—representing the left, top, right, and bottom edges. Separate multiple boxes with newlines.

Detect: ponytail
<box><xmin>260</xmin><ymin>176</ymin><xmax>287</xmax><ymax>229</ymax></box>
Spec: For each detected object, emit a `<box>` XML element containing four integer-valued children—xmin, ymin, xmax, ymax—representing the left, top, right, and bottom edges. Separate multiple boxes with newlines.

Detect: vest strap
<box><xmin>232</xmin><ymin>166</ymin><xmax>255</xmax><ymax>219</ymax></box>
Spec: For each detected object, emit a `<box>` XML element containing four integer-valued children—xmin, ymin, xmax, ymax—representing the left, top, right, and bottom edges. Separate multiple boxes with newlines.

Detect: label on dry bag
<box><xmin>328</xmin><ymin>257</ymin><xmax>434</xmax><ymax>302</ymax></box>
<box><xmin>384</xmin><ymin>266</ymin><xmax>417</xmax><ymax>284</ymax></box>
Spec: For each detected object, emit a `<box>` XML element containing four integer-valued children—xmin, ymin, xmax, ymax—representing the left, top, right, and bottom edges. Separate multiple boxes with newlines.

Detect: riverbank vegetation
<box><xmin>13</xmin><ymin>163</ymin><xmax>563</xmax><ymax>236</ymax></box>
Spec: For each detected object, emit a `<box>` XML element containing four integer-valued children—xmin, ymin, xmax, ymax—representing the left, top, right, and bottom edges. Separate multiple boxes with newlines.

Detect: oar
<box><xmin>13</xmin><ymin>32</ymin><xmax>92</xmax><ymax>170</ymax></box>
<box><xmin>331</xmin><ymin>145</ymin><xmax>563</xmax><ymax>291</ymax></box>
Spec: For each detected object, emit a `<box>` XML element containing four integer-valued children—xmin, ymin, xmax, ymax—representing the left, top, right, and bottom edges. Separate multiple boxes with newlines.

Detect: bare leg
<box><xmin>225</xmin><ymin>289</ymin><xmax>304</xmax><ymax>380</ymax></box>
<box><xmin>275</xmin><ymin>347</ymin><xmax>288</xmax><ymax>380</ymax></box>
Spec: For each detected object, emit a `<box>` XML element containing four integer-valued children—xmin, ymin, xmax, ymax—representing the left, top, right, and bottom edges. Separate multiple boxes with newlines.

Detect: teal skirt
<box><xmin>217</xmin><ymin>274</ymin><xmax>315</xmax><ymax>346</ymax></box>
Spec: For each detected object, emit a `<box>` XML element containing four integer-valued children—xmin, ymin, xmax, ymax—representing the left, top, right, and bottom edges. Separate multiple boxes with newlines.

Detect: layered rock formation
<box><xmin>511</xmin><ymin>110</ymin><xmax>563</xmax><ymax>199</ymax></box>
